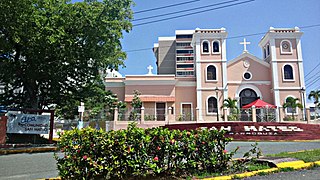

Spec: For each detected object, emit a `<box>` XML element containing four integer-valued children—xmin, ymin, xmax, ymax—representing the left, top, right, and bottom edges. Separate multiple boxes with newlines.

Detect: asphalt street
<box><xmin>0</xmin><ymin>141</ymin><xmax>320</xmax><ymax>179</ymax></box>
<box><xmin>244</xmin><ymin>167</ymin><xmax>320</xmax><ymax>180</ymax></box>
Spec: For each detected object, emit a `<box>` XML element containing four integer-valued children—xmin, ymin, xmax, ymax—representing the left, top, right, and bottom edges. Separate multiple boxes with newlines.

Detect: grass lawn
<box><xmin>266</xmin><ymin>148</ymin><xmax>320</xmax><ymax>162</ymax></box>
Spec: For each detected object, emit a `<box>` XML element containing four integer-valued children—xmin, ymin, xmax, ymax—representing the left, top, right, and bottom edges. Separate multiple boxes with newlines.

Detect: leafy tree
<box><xmin>0</xmin><ymin>0</ymin><xmax>133</xmax><ymax>109</ymax></box>
<box><xmin>129</xmin><ymin>90</ymin><xmax>142</xmax><ymax>121</ymax></box>
<box><xmin>222</xmin><ymin>97</ymin><xmax>239</xmax><ymax>114</ymax></box>
<box><xmin>308</xmin><ymin>89</ymin><xmax>320</xmax><ymax>106</ymax></box>
<box><xmin>282</xmin><ymin>97</ymin><xmax>303</xmax><ymax>120</ymax></box>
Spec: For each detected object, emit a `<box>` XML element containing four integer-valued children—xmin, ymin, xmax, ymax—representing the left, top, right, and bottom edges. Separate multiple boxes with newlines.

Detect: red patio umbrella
<box><xmin>242</xmin><ymin>99</ymin><xmax>277</xmax><ymax>109</ymax></box>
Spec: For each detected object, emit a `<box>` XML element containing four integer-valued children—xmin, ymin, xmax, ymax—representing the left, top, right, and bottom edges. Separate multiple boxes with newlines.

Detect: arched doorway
<box><xmin>239</xmin><ymin>88</ymin><xmax>258</xmax><ymax>108</ymax></box>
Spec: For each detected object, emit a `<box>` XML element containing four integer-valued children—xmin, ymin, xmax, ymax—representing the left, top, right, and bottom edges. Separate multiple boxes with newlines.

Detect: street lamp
<box><xmin>301</xmin><ymin>87</ymin><xmax>306</xmax><ymax>121</ymax></box>
<box><xmin>215</xmin><ymin>87</ymin><xmax>219</xmax><ymax>121</ymax></box>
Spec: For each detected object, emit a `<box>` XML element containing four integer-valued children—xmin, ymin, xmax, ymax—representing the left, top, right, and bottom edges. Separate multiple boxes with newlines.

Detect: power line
<box><xmin>133</xmin><ymin>0</ymin><xmax>255</xmax><ymax>27</ymax></box>
<box><xmin>133</xmin><ymin>0</ymin><xmax>242</xmax><ymax>22</ymax></box>
<box><xmin>306</xmin><ymin>75</ymin><xmax>320</xmax><ymax>88</ymax></box>
<box><xmin>305</xmin><ymin>61</ymin><xmax>320</xmax><ymax>78</ymax></box>
<box><xmin>125</xmin><ymin>23</ymin><xmax>320</xmax><ymax>53</ymax></box>
<box><xmin>134</xmin><ymin>0</ymin><xmax>200</xmax><ymax>14</ymax></box>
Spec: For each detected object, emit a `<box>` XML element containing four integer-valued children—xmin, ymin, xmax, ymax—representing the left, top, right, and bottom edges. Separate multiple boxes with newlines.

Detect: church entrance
<box><xmin>239</xmin><ymin>88</ymin><xmax>258</xmax><ymax>108</ymax></box>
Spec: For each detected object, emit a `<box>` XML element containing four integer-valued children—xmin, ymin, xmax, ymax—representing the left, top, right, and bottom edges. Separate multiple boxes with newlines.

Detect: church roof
<box><xmin>227</xmin><ymin>52</ymin><xmax>270</xmax><ymax>68</ymax></box>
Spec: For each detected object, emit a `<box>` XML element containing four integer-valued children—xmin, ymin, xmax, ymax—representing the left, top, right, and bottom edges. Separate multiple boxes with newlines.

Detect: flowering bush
<box><xmin>55</xmin><ymin>123</ymin><xmax>246</xmax><ymax>179</ymax></box>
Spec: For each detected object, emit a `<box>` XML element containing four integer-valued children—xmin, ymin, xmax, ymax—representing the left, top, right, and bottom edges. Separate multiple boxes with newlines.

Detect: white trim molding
<box><xmin>180</xmin><ymin>102</ymin><xmax>194</xmax><ymax>120</ymax></box>
<box><xmin>212</xmin><ymin>40</ymin><xmax>221</xmax><ymax>54</ymax></box>
<box><xmin>235</xmin><ymin>84</ymin><xmax>263</xmax><ymax>99</ymax></box>
<box><xmin>205</xmin><ymin>64</ymin><xmax>218</xmax><ymax>82</ymax></box>
<box><xmin>280</xmin><ymin>39</ymin><xmax>293</xmax><ymax>55</ymax></box>
<box><xmin>206</xmin><ymin>96</ymin><xmax>218</xmax><ymax>115</ymax></box>
<box><xmin>282</xmin><ymin>64</ymin><xmax>295</xmax><ymax>82</ymax></box>
<box><xmin>201</xmin><ymin>40</ymin><xmax>210</xmax><ymax>54</ymax></box>
<box><xmin>243</xmin><ymin>71</ymin><xmax>253</xmax><ymax>81</ymax></box>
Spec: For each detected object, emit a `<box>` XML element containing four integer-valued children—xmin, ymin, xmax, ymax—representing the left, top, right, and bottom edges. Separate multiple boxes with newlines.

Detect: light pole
<box><xmin>215</xmin><ymin>87</ymin><xmax>219</xmax><ymax>121</ymax></box>
<box><xmin>301</xmin><ymin>88</ymin><xmax>306</xmax><ymax>121</ymax></box>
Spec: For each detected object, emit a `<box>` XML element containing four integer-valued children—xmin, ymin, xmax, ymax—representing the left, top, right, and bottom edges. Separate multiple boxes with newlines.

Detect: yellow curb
<box><xmin>289</xmin><ymin>162</ymin><xmax>313</xmax><ymax>170</ymax></box>
<box><xmin>254</xmin><ymin>167</ymin><xmax>279</xmax><ymax>173</ymax></box>
<box><xmin>314</xmin><ymin>161</ymin><xmax>320</xmax><ymax>165</ymax></box>
<box><xmin>276</xmin><ymin>160</ymin><xmax>305</xmax><ymax>168</ymax></box>
<box><xmin>0</xmin><ymin>147</ymin><xmax>57</xmax><ymax>155</ymax></box>
<box><xmin>38</xmin><ymin>178</ymin><xmax>61</xmax><ymax>180</ymax></box>
<box><xmin>204</xmin><ymin>175</ymin><xmax>232</xmax><ymax>180</ymax></box>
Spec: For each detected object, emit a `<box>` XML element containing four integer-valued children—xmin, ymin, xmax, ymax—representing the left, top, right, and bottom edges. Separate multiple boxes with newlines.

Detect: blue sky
<box><xmin>119</xmin><ymin>0</ymin><xmax>320</xmax><ymax>94</ymax></box>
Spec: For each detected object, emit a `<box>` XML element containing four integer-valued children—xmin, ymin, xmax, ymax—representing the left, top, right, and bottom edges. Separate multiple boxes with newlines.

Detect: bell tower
<box><xmin>259</xmin><ymin>27</ymin><xmax>305</xmax><ymax>120</ymax></box>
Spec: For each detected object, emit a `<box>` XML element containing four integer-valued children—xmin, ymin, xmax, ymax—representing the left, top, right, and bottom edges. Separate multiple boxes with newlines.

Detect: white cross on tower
<box><xmin>240</xmin><ymin>38</ymin><xmax>251</xmax><ymax>52</ymax></box>
<box><xmin>147</xmin><ymin>65</ymin><xmax>153</xmax><ymax>75</ymax></box>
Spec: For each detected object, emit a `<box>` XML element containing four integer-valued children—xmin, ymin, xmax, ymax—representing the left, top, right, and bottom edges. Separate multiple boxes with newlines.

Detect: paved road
<box><xmin>227</xmin><ymin>141</ymin><xmax>320</xmax><ymax>158</ymax></box>
<box><xmin>244</xmin><ymin>167</ymin><xmax>320</xmax><ymax>180</ymax></box>
<box><xmin>0</xmin><ymin>152</ymin><xmax>58</xmax><ymax>180</ymax></box>
<box><xmin>0</xmin><ymin>141</ymin><xmax>320</xmax><ymax>179</ymax></box>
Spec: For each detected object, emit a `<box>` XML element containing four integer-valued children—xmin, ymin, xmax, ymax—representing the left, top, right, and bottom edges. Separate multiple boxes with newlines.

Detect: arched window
<box><xmin>212</xmin><ymin>41</ymin><xmax>220</xmax><ymax>53</ymax></box>
<box><xmin>207</xmin><ymin>65</ymin><xmax>216</xmax><ymax>80</ymax></box>
<box><xmin>285</xmin><ymin>96</ymin><xmax>297</xmax><ymax>114</ymax></box>
<box><xmin>208</xmin><ymin>97</ymin><xmax>217</xmax><ymax>113</ymax></box>
<box><xmin>283</xmin><ymin>65</ymin><xmax>294</xmax><ymax>80</ymax></box>
<box><xmin>280</xmin><ymin>40</ymin><xmax>292</xmax><ymax>54</ymax></box>
<box><xmin>202</xmin><ymin>41</ymin><xmax>210</xmax><ymax>53</ymax></box>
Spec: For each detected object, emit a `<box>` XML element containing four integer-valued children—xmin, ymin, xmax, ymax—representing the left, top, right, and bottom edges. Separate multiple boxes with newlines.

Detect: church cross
<box><xmin>147</xmin><ymin>65</ymin><xmax>153</xmax><ymax>75</ymax></box>
<box><xmin>240</xmin><ymin>38</ymin><xmax>251</xmax><ymax>52</ymax></box>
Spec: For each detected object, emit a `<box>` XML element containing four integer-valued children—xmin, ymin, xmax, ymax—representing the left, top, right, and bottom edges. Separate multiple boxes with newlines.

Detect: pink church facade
<box><xmin>105</xmin><ymin>27</ymin><xmax>306</xmax><ymax>125</ymax></box>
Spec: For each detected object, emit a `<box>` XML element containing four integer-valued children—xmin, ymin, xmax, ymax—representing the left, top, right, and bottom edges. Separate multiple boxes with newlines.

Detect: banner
<box><xmin>7</xmin><ymin>113</ymin><xmax>50</xmax><ymax>134</ymax></box>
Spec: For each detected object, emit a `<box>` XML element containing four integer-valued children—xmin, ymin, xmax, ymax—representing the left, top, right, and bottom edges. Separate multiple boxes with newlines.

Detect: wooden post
<box><xmin>252</xmin><ymin>106</ymin><xmax>256</xmax><ymax>122</ymax></box>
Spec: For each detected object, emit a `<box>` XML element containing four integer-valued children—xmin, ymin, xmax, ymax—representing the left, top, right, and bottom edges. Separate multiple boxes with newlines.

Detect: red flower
<box><xmin>77</xmin><ymin>149</ymin><xmax>80</xmax><ymax>153</ymax></box>
<box><xmin>153</xmin><ymin>156</ymin><xmax>159</xmax><ymax>161</ymax></box>
<box><xmin>202</xmin><ymin>141</ymin><xmax>205</xmax><ymax>144</ymax></box>
<box><xmin>170</xmin><ymin>139</ymin><xmax>176</xmax><ymax>144</ymax></box>
<box><xmin>83</xmin><ymin>155</ymin><xmax>88</xmax><ymax>160</ymax></box>
<box><xmin>157</xmin><ymin>146</ymin><xmax>161</xmax><ymax>151</ymax></box>
<box><xmin>223</xmin><ymin>150</ymin><xmax>228</xmax><ymax>154</ymax></box>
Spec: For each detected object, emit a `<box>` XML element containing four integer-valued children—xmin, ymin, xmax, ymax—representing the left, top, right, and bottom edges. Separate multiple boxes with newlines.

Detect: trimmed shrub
<box><xmin>55</xmin><ymin>123</ymin><xmax>240</xmax><ymax>179</ymax></box>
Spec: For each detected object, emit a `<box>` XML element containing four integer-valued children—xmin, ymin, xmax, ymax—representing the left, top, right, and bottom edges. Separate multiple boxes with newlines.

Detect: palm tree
<box><xmin>282</xmin><ymin>97</ymin><xmax>303</xmax><ymax>120</ymax></box>
<box><xmin>222</xmin><ymin>97</ymin><xmax>239</xmax><ymax>115</ymax></box>
<box><xmin>308</xmin><ymin>90</ymin><xmax>320</xmax><ymax>107</ymax></box>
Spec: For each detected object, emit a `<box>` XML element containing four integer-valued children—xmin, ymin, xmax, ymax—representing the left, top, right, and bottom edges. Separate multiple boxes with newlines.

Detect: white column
<box><xmin>195</xmin><ymin>36</ymin><xmax>203</xmax><ymax>121</ymax></box>
<box><xmin>222</xmin><ymin>38</ymin><xmax>228</xmax><ymax>101</ymax></box>
<box><xmin>296</xmin><ymin>38</ymin><xmax>305</xmax><ymax>88</ymax></box>
<box><xmin>270</xmin><ymin>39</ymin><xmax>280</xmax><ymax>122</ymax></box>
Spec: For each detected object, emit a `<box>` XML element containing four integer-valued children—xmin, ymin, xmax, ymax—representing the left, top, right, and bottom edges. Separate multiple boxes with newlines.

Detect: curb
<box><xmin>0</xmin><ymin>147</ymin><xmax>57</xmax><ymax>155</ymax></box>
<box><xmin>204</xmin><ymin>160</ymin><xmax>320</xmax><ymax>180</ymax></box>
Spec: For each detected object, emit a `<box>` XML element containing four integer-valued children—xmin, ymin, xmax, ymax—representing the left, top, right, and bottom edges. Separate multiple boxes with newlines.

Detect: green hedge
<box><xmin>55</xmin><ymin>123</ymin><xmax>239</xmax><ymax>179</ymax></box>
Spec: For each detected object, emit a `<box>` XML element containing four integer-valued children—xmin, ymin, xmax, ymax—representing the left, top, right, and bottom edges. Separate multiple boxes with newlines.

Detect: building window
<box><xmin>212</xmin><ymin>41</ymin><xmax>220</xmax><ymax>53</ymax></box>
<box><xmin>266</xmin><ymin>44</ymin><xmax>270</xmax><ymax>56</ymax></box>
<box><xmin>283</xmin><ymin>64</ymin><xmax>294</xmax><ymax>80</ymax></box>
<box><xmin>207</xmin><ymin>97</ymin><xmax>218</xmax><ymax>113</ymax></box>
<box><xmin>263</xmin><ymin>48</ymin><xmax>267</xmax><ymax>59</ymax></box>
<box><xmin>202</xmin><ymin>40</ymin><xmax>210</xmax><ymax>54</ymax></box>
<box><xmin>280</xmin><ymin>40</ymin><xmax>292</xmax><ymax>54</ymax></box>
<box><xmin>207</xmin><ymin>65</ymin><xmax>217</xmax><ymax>80</ymax></box>
<box><xmin>243</xmin><ymin>72</ymin><xmax>252</xmax><ymax>80</ymax></box>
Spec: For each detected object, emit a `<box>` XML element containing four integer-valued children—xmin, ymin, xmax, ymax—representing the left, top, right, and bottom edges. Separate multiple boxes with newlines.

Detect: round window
<box><xmin>243</xmin><ymin>72</ymin><xmax>252</xmax><ymax>80</ymax></box>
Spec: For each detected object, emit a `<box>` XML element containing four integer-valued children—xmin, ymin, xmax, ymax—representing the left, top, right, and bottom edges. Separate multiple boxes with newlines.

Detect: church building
<box><xmin>105</xmin><ymin>27</ymin><xmax>306</xmax><ymax>123</ymax></box>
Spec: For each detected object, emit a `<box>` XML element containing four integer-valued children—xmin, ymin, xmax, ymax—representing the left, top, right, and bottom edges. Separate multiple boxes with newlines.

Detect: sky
<box><xmin>119</xmin><ymin>0</ymin><xmax>320</xmax><ymax>96</ymax></box>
